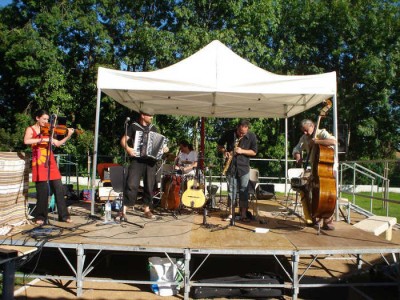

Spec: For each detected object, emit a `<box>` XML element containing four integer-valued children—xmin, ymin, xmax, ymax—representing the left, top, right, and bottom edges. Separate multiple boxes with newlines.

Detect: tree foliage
<box><xmin>0</xmin><ymin>0</ymin><xmax>399</xmax><ymax>178</ymax></box>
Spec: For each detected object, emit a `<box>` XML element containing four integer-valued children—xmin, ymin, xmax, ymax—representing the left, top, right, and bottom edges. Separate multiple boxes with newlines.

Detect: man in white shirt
<box><xmin>292</xmin><ymin>119</ymin><xmax>336</xmax><ymax>230</ymax></box>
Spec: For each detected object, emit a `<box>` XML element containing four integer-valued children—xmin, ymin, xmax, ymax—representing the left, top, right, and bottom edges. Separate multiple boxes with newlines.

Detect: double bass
<box><xmin>161</xmin><ymin>173</ymin><xmax>181</xmax><ymax>210</ymax></box>
<box><xmin>307</xmin><ymin>99</ymin><xmax>337</xmax><ymax>219</ymax></box>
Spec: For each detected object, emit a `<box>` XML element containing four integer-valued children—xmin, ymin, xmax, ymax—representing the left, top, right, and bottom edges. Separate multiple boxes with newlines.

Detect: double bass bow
<box><xmin>308</xmin><ymin>99</ymin><xmax>337</xmax><ymax>219</ymax></box>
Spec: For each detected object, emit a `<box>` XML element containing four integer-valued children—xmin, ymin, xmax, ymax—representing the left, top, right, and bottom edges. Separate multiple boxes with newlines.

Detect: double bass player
<box><xmin>292</xmin><ymin>119</ymin><xmax>337</xmax><ymax>230</ymax></box>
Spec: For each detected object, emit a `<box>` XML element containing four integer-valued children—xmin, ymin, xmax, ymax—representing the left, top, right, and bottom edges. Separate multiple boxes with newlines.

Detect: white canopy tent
<box><xmin>94</xmin><ymin>40</ymin><xmax>337</xmax><ymax>215</ymax></box>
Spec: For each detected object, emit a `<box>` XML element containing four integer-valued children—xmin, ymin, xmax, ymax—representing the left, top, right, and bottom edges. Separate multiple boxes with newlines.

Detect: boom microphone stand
<box><xmin>118</xmin><ymin>117</ymin><xmax>130</xmax><ymax>222</ymax></box>
<box><xmin>201</xmin><ymin>165</ymin><xmax>220</xmax><ymax>229</ymax></box>
<box><xmin>114</xmin><ymin>117</ymin><xmax>143</xmax><ymax>228</ymax></box>
<box><xmin>45</xmin><ymin>114</ymin><xmax>57</xmax><ymax>224</ymax></box>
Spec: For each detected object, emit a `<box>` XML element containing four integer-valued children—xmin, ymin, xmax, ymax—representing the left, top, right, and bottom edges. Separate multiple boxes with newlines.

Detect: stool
<box><xmin>338</xmin><ymin>197</ymin><xmax>351</xmax><ymax>223</ymax></box>
<box><xmin>354</xmin><ymin>216</ymin><xmax>397</xmax><ymax>241</ymax></box>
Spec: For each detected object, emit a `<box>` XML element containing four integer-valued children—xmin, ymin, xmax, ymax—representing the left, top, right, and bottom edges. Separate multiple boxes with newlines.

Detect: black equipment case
<box><xmin>191</xmin><ymin>272</ymin><xmax>283</xmax><ymax>299</ymax></box>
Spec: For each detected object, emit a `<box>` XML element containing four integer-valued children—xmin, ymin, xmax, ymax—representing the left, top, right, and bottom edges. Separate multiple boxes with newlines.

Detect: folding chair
<box><xmin>97</xmin><ymin>163</ymin><xmax>120</xmax><ymax>187</ymax></box>
<box><xmin>109</xmin><ymin>166</ymin><xmax>125</xmax><ymax>195</ymax></box>
<box><xmin>248</xmin><ymin>168</ymin><xmax>259</xmax><ymax>219</ymax></box>
<box><xmin>108</xmin><ymin>166</ymin><xmax>127</xmax><ymax>211</ymax></box>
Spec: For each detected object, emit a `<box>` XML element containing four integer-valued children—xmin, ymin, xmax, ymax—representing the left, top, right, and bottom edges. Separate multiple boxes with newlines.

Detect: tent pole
<box><xmin>200</xmin><ymin>117</ymin><xmax>205</xmax><ymax>170</ymax></box>
<box><xmin>285</xmin><ymin>117</ymin><xmax>288</xmax><ymax>196</ymax></box>
<box><xmin>332</xmin><ymin>93</ymin><xmax>339</xmax><ymax>222</ymax></box>
<box><xmin>90</xmin><ymin>88</ymin><xmax>102</xmax><ymax>216</ymax></box>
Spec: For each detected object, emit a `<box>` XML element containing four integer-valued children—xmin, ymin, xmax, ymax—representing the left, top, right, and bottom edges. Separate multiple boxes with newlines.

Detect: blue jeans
<box><xmin>227</xmin><ymin>171</ymin><xmax>250</xmax><ymax>210</ymax></box>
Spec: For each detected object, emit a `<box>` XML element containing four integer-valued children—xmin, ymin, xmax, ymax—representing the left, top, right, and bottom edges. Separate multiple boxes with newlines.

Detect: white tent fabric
<box><xmin>93</xmin><ymin>40</ymin><xmax>338</xmax><ymax>216</ymax></box>
<box><xmin>97</xmin><ymin>40</ymin><xmax>336</xmax><ymax>118</ymax></box>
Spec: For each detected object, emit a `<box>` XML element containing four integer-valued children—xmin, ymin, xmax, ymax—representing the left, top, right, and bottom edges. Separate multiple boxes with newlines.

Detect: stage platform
<box><xmin>1</xmin><ymin>197</ymin><xmax>399</xmax><ymax>299</ymax></box>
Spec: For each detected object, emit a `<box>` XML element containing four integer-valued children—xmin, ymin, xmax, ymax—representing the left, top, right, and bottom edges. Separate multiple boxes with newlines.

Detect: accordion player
<box><xmin>133</xmin><ymin>130</ymin><xmax>167</xmax><ymax>160</ymax></box>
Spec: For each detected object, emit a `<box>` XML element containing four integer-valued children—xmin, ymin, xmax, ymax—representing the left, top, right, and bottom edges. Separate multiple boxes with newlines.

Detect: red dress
<box><xmin>31</xmin><ymin>126</ymin><xmax>61</xmax><ymax>182</ymax></box>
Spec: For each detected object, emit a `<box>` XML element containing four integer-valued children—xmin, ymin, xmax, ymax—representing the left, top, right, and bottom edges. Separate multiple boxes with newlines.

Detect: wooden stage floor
<box><xmin>2</xmin><ymin>197</ymin><xmax>400</xmax><ymax>299</ymax></box>
<box><xmin>6</xmin><ymin>197</ymin><xmax>399</xmax><ymax>251</ymax></box>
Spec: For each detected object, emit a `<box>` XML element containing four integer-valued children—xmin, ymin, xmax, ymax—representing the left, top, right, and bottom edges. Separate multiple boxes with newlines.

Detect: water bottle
<box><xmin>151</xmin><ymin>284</ymin><xmax>159</xmax><ymax>295</ymax></box>
<box><xmin>104</xmin><ymin>200</ymin><xmax>112</xmax><ymax>222</ymax></box>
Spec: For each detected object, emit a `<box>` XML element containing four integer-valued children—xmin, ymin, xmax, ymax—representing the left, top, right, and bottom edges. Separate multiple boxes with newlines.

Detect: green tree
<box><xmin>0</xmin><ymin>0</ymin><xmax>399</xmax><ymax>181</ymax></box>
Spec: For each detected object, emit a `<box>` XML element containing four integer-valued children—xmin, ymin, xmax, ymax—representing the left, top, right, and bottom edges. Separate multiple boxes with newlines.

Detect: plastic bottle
<box><xmin>104</xmin><ymin>200</ymin><xmax>112</xmax><ymax>222</ymax></box>
<box><xmin>151</xmin><ymin>284</ymin><xmax>159</xmax><ymax>295</ymax></box>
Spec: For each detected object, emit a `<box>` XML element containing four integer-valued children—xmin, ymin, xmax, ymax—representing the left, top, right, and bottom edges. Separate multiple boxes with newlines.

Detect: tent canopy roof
<box><xmin>97</xmin><ymin>40</ymin><xmax>336</xmax><ymax>118</ymax></box>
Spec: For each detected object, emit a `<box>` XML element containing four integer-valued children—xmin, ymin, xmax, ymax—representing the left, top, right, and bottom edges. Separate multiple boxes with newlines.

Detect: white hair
<box><xmin>301</xmin><ymin>119</ymin><xmax>314</xmax><ymax>127</ymax></box>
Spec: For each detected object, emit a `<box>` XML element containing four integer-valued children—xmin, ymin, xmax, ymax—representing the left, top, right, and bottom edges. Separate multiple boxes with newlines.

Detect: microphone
<box><xmin>50</xmin><ymin>114</ymin><xmax>57</xmax><ymax>126</ymax></box>
<box><xmin>124</xmin><ymin>117</ymin><xmax>130</xmax><ymax>124</ymax></box>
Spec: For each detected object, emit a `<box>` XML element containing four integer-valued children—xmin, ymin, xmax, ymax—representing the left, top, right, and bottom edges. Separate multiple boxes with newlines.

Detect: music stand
<box><xmin>109</xmin><ymin>166</ymin><xmax>143</xmax><ymax>228</ymax></box>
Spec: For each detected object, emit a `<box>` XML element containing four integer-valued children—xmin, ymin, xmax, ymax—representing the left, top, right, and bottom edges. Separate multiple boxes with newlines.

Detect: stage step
<box><xmin>354</xmin><ymin>216</ymin><xmax>397</xmax><ymax>241</ymax></box>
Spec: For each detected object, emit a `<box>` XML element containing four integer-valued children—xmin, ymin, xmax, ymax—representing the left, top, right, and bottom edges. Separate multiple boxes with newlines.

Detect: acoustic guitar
<box><xmin>181</xmin><ymin>165</ymin><xmax>206</xmax><ymax>208</ymax></box>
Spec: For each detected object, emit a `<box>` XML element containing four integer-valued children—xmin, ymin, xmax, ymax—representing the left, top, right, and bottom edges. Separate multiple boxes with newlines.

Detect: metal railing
<box><xmin>339</xmin><ymin>160</ymin><xmax>400</xmax><ymax>226</ymax></box>
<box><xmin>52</xmin><ymin>154</ymin><xmax>400</xmax><ymax>219</ymax></box>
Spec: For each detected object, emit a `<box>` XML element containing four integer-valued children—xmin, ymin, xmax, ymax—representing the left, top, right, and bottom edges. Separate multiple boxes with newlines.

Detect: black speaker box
<box><xmin>191</xmin><ymin>272</ymin><xmax>283</xmax><ymax>299</ymax></box>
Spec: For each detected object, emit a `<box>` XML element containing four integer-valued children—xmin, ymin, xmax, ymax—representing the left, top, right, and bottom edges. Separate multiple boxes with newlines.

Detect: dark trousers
<box><xmin>35</xmin><ymin>180</ymin><xmax>69</xmax><ymax>221</ymax></box>
<box><xmin>124</xmin><ymin>160</ymin><xmax>156</xmax><ymax>207</ymax></box>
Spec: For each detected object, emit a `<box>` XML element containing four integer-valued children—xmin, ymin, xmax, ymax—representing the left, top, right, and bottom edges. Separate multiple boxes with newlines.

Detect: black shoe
<box><xmin>322</xmin><ymin>224</ymin><xmax>335</xmax><ymax>231</ymax></box>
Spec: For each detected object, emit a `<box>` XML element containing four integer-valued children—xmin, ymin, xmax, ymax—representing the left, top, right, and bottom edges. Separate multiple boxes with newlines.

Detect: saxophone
<box><xmin>221</xmin><ymin>137</ymin><xmax>242</xmax><ymax>176</ymax></box>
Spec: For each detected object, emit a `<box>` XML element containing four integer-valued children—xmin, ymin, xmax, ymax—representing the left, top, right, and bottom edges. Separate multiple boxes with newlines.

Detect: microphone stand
<box><xmin>115</xmin><ymin>118</ymin><xmax>143</xmax><ymax>228</ymax></box>
<box><xmin>219</xmin><ymin>157</ymin><xmax>223</xmax><ymax>204</ymax></box>
<box><xmin>224</xmin><ymin>144</ymin><xmax>238</xmax><ymax>228</ymax></box>
<box><xmin>201</xmin><ymin>166</ymin><xmax>219</xmax><ymax>230</ymax></box>
<box><xmin>44</xmin><ymin>114</ymin><xmax>57</xmax><ymax>225</ymax></box>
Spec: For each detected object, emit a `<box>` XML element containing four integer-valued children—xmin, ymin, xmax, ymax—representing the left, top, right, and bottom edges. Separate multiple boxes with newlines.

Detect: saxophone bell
<box><xmin>221</xmin><ymin>136</ymin><xmax>242</xmax><ymax>176</ymax></box>
<box><xmin>222</xmin><ymin>152</ymin><xmax>232</xmax><ymax>176</ymax></box>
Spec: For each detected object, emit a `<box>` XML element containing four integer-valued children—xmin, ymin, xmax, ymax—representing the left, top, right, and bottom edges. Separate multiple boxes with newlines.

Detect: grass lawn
<box><xmin>276</xmin><ymin>191</ymin><xmax>400</xmax><ymax>221</ymax></box>
<box><xmin>341</xmin><ymin>192</ymin><xmax>400</xmax><ymax>221</ymax></box>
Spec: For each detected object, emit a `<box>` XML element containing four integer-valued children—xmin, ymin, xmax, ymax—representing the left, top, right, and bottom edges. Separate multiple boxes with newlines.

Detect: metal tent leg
<box><xmin>76</xmin><ymin>244</ymin><xmax>84</xmax><ymax>297</ymax></box>
<box><xmin>183</xmin><ymin>249</ymin><xmax>191</xmax><ymax>300</ymax></box>
<box><xmin>292</xmin><ymin>252</ymin><xmax>299</xmax><ymax>300</ymax></box>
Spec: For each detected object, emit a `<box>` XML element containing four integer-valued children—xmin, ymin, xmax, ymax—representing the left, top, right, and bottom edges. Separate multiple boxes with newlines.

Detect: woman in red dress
<box><xmin>24</xmin><ymin>109</ymin><xmax>75</xmax><ymax>225</ymax></box>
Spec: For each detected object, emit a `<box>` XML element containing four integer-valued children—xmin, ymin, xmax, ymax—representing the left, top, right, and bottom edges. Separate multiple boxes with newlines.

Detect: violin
<box><xmin>40</xmin><ymin>123</ymin><xmax>84</xmax><ymax>137</ymax></box>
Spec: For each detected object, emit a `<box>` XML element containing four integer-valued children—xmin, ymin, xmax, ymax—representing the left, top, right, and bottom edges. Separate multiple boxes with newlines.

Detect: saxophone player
<box><xmin>217</xmin><ymin>119</ymin><xmax>258</xmax><ymax>222</ymax></box>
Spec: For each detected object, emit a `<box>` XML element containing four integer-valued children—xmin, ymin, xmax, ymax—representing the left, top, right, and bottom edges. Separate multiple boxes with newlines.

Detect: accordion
<box><xmin>133</xmin><ymin>131</ymin><xmax>167</xmax><ymax>160</ymax></box>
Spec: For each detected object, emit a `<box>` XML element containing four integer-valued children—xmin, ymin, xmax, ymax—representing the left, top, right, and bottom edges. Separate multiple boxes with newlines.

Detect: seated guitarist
<box><xmin>292</xmin><ymin>119</ymin><xmax>336</xmax><ymax>230</ymax></box>
<box><xmin>217</xmin><ymin>119</ymin><xmax>258</xmax><ymax>222</ymax></box>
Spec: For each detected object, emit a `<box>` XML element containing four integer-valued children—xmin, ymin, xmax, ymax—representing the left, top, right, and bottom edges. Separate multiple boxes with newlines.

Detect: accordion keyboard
<box><xmin>133</xmin><ymin>131</ymin><xmax>143</xmax><ymax>154</ymax></box>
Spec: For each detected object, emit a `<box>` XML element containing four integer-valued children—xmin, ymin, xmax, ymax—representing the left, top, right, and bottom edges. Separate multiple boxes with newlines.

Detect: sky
<box><xmin>0</xmin><ymin>0</ymin><xmax>12</xmax><ymax>8</ymax></box>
